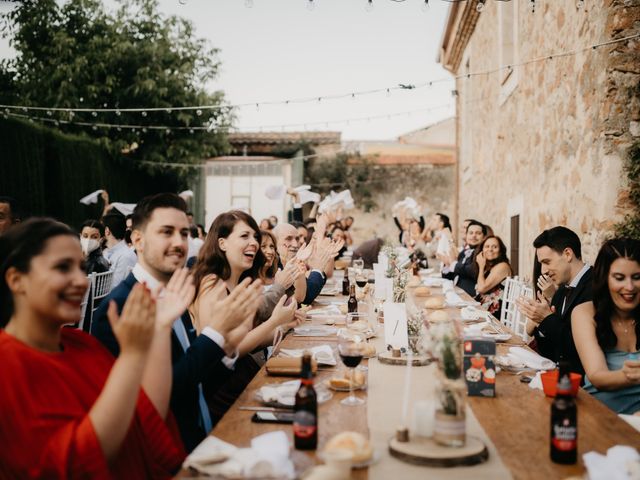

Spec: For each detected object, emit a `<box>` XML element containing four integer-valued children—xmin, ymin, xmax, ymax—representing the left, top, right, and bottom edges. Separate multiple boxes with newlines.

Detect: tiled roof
<box><xmin>228</xmin><ymin>131</ymin><xmax>341</xmax><ymax>145</ymax></box>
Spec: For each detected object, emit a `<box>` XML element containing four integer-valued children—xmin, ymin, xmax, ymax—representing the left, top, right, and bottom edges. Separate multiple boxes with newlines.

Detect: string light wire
<box><xmin>1</xmin><ymin>32</ymin><xmax>634</xmax><ymax>117</ymax></box>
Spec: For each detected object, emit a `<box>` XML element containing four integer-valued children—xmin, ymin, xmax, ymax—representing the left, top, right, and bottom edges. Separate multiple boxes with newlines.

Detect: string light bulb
<box><xmin>576</xmin><ymin>0</ymin><xmax>584</xmax><ymax>9</ymax></box>
<box><xmin>306</xmin><ymin>0</ymin><xmax>315</xmax><ymax>11</ymax></box>
<box><xmin>530</xmin><ymin>0</ymin><xmax>535</xmax><ymax>13</ymax></box>
<box><xmin>421</xmin><ymin>0</ymin><xmax>429</xmax><ymax>12</ymax></box>
<box><xmin>365</xmin><ymin>0</ymin><xmax>374</xmax><ymax>13</ymax></box>
<box><xmin>476</xmin><ymin>0</ymin><xmax>485</xmax><ymax>12</ymax></box>
<box><xmin>244</xmin><ymin>0</ymin><xmax>254</xmax><ymax>7</ymax></box>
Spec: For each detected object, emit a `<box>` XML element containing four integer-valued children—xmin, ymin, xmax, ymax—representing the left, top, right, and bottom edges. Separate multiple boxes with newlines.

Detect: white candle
<box><xmin>414</xmin><ymin>400</ymin><xmax>435</xmax><ymax>437</ymax></box>
<box><xmin>401</xmin><ymin>351</ymin><xmax>413</xmax><ymax>426</ymax></box>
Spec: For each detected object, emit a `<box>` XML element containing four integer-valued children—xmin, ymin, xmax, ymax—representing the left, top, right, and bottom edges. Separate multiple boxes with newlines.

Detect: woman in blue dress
<box><xmin>572</xmin><ymin>238</ymin><xmax>640</xmax><ymax>414</ymax></box>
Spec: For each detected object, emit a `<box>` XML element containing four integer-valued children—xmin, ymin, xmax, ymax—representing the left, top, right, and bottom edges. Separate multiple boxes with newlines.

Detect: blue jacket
<box><xmin>91</xmin><ymin>272</ymin><xmax>231</xmax><ymax>453</ymax></box>
<box><xmin>303</xmin><ymin>270</ymin><xmax>326</xmax><ymax>305</ymax></box>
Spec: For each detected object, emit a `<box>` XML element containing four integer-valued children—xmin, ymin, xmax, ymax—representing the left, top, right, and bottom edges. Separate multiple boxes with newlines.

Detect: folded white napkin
<box><xmin>279</xmin><ymin>344</ymin><xmax>336</xmax><ymax>366</ymax></box>
<box><xmin>583</xmin><ymin>445</ymin><xmax>640</xmax><ymax>480</ymax></box>
<box><xmin>445</xmin><ymin>290</ymin><xmax>477</xmax><ymax>307</ymax></box>
<box><xmin>307</xmin><ymin>305</ymin><xmax>342</xmax><ymax>317</ymax></box>
<box><xmin>184</xmin><ymin>432</ymin><xmax>295</xmax><ymax>479</ymax></box>
<box><xmin>110</xmin><ymin>202</ymin><xmax>136</xmax><ymax>216</ymax></box>
<box><xmin>464</xmin><ymin>321</ymin><xmax>511</xmax><ymax>341</ymax></box>
<box><xmin>441</xmin><ymin>279</ymin><xmax>454</xmax><ymax>292</ymax></box>
<box><xmin>79</xmin><ymin>189</ymin><xmax>104</xmax><ymax>205</ymax></box>
<box><xmin>461</xmin><ymin>306</ymin><xmax>490</xmax><ymax>321</ymax></box>
<box><xmin>293</xmin><ymin>325</ymin><xmax>337</xmax><ymax>337</ymax></box>
<box><xmin>508</xmin><ymin>346</ymin><xmax>555</xmax><ymax>371</ymax></box>
<box><xmin>265</xmin><ymin>184</ymin><xmax>287</xmax><ymax>200</ymax></box>
<box><xmin>258</xmin><ymin>380</ymin><xmax>300</xmax><ymax>404</ymax></box>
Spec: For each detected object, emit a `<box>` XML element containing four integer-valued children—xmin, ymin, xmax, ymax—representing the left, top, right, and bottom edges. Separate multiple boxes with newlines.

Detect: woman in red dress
<box><xmin>0</xmin><ymin>218</ymin><xmax>189</xmax><ymax>478</ymax></box>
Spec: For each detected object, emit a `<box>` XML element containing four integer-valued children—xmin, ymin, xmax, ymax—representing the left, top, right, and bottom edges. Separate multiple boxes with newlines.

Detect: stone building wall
<box><xmin>450</xmin><ymin>0</ymin><xmax>639</xmax><ymax>279</ymax></box>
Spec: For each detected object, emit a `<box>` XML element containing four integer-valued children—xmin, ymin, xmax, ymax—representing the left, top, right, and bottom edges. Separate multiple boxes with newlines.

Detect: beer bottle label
<box><xmin>552</xmin><ymin>419</ymin><xmax>577</xmax><ymax>451</ymax></box>
<box><xmin>293</xmin><ymin>411</ymin><xmax>317</xmax><ymax>439</ymax></box>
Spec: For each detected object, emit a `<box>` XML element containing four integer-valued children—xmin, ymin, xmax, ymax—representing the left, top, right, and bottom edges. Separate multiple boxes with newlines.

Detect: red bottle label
<box><xmin>293</xmin><ymin>423</ymin><xmax>317</xmax><ymax>439</ymax></box>
<box><xmin>552</xmin><ymin>423</ymin><xmax>577</xmax><ymax>451</ymax></box>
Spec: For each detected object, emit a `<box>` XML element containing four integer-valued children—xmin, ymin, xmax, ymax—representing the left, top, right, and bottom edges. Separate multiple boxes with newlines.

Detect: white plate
<box><xmin>255</xmin><ymin>381</ymin><xmax>333</xmax><ymax>407</ymax></box>
<box><xmin>319</xmin><ymin>288</ymin><xmax>340</xmax><ymax>296</ymax></box>
<box><xmin>293</xmin><ymin>325</ymin><xmax>337</xmax><ymax>337</ymax></box>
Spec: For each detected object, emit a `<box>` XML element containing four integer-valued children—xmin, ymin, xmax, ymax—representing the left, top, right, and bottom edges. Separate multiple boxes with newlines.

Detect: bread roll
<box><xmin>324</xmin><ymin>432</ymin><xmax>373</xmax><ymax>464</ymax></box>
<box><xmin>413</xmin><ymin>286</ymin><xmax>431</xmax><ymax>297</ymax></box>
<box><xmin>329</xmin><ymin>370</ymin><xmax>366</xmax><ymax>389</ymax></box>
<box><xmin>427</xmin><ymin>310</ymin><xmax>449</xmax><ymax>323</ymax></box>
<box><xmin>329</xmin><ymin>377</ymin><xmax>351</xmax><ymax>389</ymax></box>
<box><xmin>338</xmin><ymin>304</ymin><xmax>348</xmax><ymax>315</ymax></box>
<box><xmin>424</xmin><ymin>296</ymin><xmax>445</xmax><ymax>309</ymax></box>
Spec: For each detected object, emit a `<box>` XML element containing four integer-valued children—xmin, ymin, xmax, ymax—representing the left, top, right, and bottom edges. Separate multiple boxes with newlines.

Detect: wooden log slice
<box><xmin>388</xmin><ymin>435</ymin><xmax>489</xmax><ymax>467</ymax></box>
<box><xmin>377</xmin><ymin>351</ymin><xmax>431</xmax><ymax>366</ymax></box>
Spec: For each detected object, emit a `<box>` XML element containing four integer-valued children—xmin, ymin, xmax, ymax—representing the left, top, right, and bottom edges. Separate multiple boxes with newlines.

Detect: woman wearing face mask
<box><xmin>572</xmin><ymin>238</ymin><xmax>640</xmax><ymax>414</ymax></box>
<box><xmin>475</xmin><ymin>235</ymin><xmax>512</xmax><ymax>318</ymax></box>
<box><xmin>0</xmin><ymin>218</ymin><xmax>188</xmax><ymax>477</ymax></box>
<box><xmin>80</xmin><ymin>219</ymin><xmax>110</xmax><ymax>275</ymax></box>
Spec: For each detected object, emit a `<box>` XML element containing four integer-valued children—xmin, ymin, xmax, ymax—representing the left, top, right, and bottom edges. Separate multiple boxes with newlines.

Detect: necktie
<box><xmin>561</xmin><ymin>286</ymin><xmax>574</xmax><ymax>315</ymax></box>
<box><xmin>173</xmin><ymin>320</ymin><xmax>213</xmax><ymax>433</ymax></box>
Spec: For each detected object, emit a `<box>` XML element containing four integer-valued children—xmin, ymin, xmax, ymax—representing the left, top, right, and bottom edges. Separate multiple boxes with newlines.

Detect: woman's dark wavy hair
<box><xmin>477</xmin><ymin>235</ymin><xmax>511</xmax><ymax>276</ymax></box>
<box><xmin>593</xmin><ymin>238</ymin><xmax>640</xmax><ymax>351</ymax></box>
<box><xmin>259</xmin><ymin>229</ymin><xmax>279</xmax><ymax>281</ymax></box>
<box><xmin>0</xmin><ymin>218</ymin><xmax>77</xmax><ymax>327</ymax></box>
<box><xmin>191</xmin><ymin>210</ymin><xmax>265</xmax><ymax>297</ymax></box>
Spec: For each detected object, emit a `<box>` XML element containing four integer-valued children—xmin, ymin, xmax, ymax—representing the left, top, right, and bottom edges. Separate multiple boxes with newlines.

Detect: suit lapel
<box><xmin>560</xmin><ymin>267</ymin><xmax>592</xmax><ymax>320</ymax></box>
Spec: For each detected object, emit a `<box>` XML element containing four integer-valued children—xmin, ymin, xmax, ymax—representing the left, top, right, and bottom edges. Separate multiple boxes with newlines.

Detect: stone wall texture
<box><xmin>453</xmin><ymin>0</ymin><xmax>640</xmax><ymax>279</ymax></box>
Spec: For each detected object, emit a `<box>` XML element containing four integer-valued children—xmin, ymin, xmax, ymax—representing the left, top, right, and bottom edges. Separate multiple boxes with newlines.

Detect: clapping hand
<box><xmin>537</xmin><ymin>274</ymin><xmax>557</xmax><ymax>302</ymax></box>
<box><xmin>516</xmin><ymin>292</ymin><xmax>554</xmax><ymax>325</ymax></box>
<box><xmin>295</xmin><ymin>239</ymin><xmax>315</xmax><ymax>262</ymax></box>
<box><xmin>328</xmin><ymin>237</ymin><xmax>345</xmax><ymax>257</ymax></box>
<box><xmin>154</xmin><ymin>267</ymin><xmax>195</xmax><ymax>328</ymax></box>
<box><xmin>108</xmin><ymin>283</ymin><xmax>156</xmax><ymax>355</ymax></box>
<box><xmin>274</xmin><ymin>261</ymin><xmax>302</xmax><ymax>289</ymax></box>
<box><xmin>269</xmin><ymin>295</ymin><xmax>298</xmax><ymax>327</ymax></box>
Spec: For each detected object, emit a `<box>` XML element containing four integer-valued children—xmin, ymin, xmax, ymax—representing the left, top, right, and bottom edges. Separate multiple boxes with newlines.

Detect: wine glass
<box><xmin>353</xmin><ymin>258</ymin><xmax>364</xmax><ymax>276</ymax></box>
<box><xmin>338</xmin><ymin>329</ymin><xmax>366</xmax><ymax>406</ymax></box>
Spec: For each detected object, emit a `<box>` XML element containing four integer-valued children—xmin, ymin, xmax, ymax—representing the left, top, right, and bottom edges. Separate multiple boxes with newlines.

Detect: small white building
<box><xmin>204</xmin><ymin>156</ymin><xmax>293</xmax><ymax>229</ymax></box>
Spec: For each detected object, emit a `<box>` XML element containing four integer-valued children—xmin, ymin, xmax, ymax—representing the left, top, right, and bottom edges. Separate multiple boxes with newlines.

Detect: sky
<box><xmin>0</xmin><ymin>0</ymin><xmax>456</xmax><ymax>140</ymax></box>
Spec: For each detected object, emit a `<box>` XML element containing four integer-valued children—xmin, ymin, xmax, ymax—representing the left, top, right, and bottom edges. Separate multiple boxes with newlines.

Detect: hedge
<box><xmin>0</xmin><ymin>117</ymin><xmax>183</xmax><ymax>229</ymax></box>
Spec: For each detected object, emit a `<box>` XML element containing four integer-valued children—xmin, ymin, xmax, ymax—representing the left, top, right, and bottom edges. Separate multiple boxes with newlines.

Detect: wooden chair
<box><xmin>79</xmin><ymin>270</ymin><xmax>114</xmax><ymax>332</ymax></box>
<box><xmin>499</xmin><ymin>277</ymin><xmax>533</xmax><ymax>343</ymax></box>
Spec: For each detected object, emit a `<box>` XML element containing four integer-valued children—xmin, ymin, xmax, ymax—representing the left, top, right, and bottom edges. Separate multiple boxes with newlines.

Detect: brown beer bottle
<box><xmin>550</xmin><ymin>361</ymin><xmax>577</xmax><ymax>464</ymax></box>
<box><xmin>347</xmin><ymin>284</ymin><xmax>358</xmax><ymax>314</ymax></box>
<box><xmin>294</xmin><ymin>352</ymin><xmax>318</xmax><ymax>450</ymax></box>
<box><xmin>342</xmin><ymin>273</ymin><xmax>350</xmax><ymax>296</ymax></box>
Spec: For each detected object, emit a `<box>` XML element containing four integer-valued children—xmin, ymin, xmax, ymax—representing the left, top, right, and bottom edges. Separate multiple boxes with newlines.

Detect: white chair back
<box><xmin>499</xmin><ymin>276</ymin><xmax>534</xmax><ymax>343</ymax></box>
<box><xmin>77</xmin><ymin>278</ymin><xmax>91</xmax><ymax>331</ymax></box>
<box><xmin>79</xmin><ymin>270</ymin><xmax>114</xmax><ymax>332</ymax></box>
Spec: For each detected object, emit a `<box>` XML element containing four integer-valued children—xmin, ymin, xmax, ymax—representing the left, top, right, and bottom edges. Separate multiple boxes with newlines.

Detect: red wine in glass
<box><xmin>340</xmin><ymin>353</ymin><xmax>363</xmax><ymax>368</ymax></box>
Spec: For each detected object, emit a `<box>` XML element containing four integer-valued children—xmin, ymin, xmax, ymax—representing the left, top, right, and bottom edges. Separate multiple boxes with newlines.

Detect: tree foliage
<box><xmin>615</xmin><ymin>142</ymin><xmax>640</xmax><ymax>240</ymax></box>
<box><xmin>304</xmin><ymin>153</ymin><xmax>383</xmax><ymax>212</ymax></box>
<box><xmin>0</xmin><ymin>0</ymin><xmax>232</xmax><ymax>172</ymax></box>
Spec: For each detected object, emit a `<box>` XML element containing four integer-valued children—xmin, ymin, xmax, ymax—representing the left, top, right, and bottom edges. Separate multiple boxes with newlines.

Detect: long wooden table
<box><xmin>180</xmin><ymin>281</ymin><xmax>640</xmax><ymax>479</ymax></box>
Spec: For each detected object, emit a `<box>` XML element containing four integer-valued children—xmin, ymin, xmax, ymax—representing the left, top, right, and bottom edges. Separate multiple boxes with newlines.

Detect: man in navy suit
<box><xmin>92</xmin><ymin>193</ymin><xmax>262</xmax><ymax>452</ymax></box>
